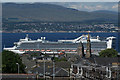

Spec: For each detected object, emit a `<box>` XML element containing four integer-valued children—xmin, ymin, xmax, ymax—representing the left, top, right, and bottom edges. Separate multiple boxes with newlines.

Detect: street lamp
<box><xmin>16</xmin><ymin>63</ymin><xmax>19</xmax><ymax>74</ymax></box>
<box><xmin>43</xmin><ymin>57</ymin><xmax>45</xmax><ymax>79</ymax></box>
<box><xmin>52</xmin><ymin>53</ymin><xmax>55</xmax><ymax>80</ymax></box>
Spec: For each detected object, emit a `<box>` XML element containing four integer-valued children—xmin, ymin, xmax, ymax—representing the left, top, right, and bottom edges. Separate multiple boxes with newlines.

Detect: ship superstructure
<box><xmin>4</xmin><ymin>34</ymin><xmax>116</xmax><ymax>55</ymax></box>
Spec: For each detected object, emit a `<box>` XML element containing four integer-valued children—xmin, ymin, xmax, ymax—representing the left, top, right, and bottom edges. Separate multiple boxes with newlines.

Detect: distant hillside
<box><xmin>2</xmin><ymin>3</ymin><xmax>118</xmax><ymax>23</ymax></box>
<box><xmin>92</xmin><ymin>10</ymin><xmax>117</xmax><ymax>14</ymax></box>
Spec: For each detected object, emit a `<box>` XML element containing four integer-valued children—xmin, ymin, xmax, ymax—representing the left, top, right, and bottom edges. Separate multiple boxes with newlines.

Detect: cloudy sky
<box><xmin>2</xmin><ymin>0</ymin><xmax>119</xmax><ymax>2</ymax></box>
<box><xmin>51</xmin><ymin>2</ymin><xmax>118</xmax><ymax>12</ymax></box>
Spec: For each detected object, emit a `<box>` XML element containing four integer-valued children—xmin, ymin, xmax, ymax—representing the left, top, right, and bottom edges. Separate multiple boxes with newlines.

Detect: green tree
<box><xmin>54</xmin><ymin>57</ymin><xmax>67</xmax><ymax>62</ymax></box>
<box><xmin>99</xmin><ymin>48</ymin><xmax>118</xmax><ymax>57</ymax></box>
<box><xmin>2</xmin><ymin>50</ymin><xmax>25</xmax><ymax>73</ymax></box>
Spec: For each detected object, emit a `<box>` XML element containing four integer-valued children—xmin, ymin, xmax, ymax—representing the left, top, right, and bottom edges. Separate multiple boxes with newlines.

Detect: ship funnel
<box><xmin>25</xmin><ymin>34</ymin><xmax>29</xmax><ymax>41</ymax></box>
<box><xmin>41</xmin><ymin>37</ymin><xmax>43</xmax><ymax>40</ymax></box>
<box><xmin>43</xmin><ymin>37</ymin><xmax>46</xmax><ymax>40</ymax></box>
<box><xmin>97</xmin><ymin>36</ymin><xmax>99</xmax><ymax>40</ymax></box>
<box><xmin>41</xmin><ymin>37</ymin><xmax>46</xmax><ymax>40</ymax></box>
<box><xmin>26</xmin><ymin>34</ymin><xmax>28</xmax><ymax>38</ymax></box>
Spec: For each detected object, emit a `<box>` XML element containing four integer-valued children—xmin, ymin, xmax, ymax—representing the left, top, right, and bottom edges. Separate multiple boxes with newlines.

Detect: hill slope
<box><xmin>2</xmin><ymin>3</ymin><xmax>118</xmax><ymax>23</ymax></box>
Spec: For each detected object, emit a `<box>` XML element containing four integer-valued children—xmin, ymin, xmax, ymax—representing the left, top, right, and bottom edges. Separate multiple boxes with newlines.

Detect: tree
<box><xmin>2</xmin><ymin>50</ymin><xmax>25</xmax><ymax>73</ymax></box>
<box><xmin>99</xmin><ymin>48</ymin><xmax>118</xmax><ymax>57</ymax></box>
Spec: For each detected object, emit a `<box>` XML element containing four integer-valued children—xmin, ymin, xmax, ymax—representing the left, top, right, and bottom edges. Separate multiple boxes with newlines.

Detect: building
<box><xmin>77</xmin><ymin>41</ymin><xmax>84</xmax><ymax>58</ymax></box>
<box><xmin>85</xmin><ymin>33</ymin><xmax>91</xmax><ymax>58</ymax></box>
<box><xmin>71</xmin><ymin>57</ymin><xmax>120</xmax><ymax>79</ymax></box>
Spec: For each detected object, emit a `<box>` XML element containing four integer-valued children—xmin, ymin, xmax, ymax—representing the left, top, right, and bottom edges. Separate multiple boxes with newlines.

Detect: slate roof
<box><xmin>55</xmin><ymin>68</ymin><xmax>69</xmax><ymax>77</ymax></box>
<box><xmin>87</xmin><ymin>56</ymin><xmax>120</xmax><ymax>66</ymax></box>
<box><xmin>73</xmin><ymin>55</ymin><xmax>120</xmax><ymax>67</ymax></box>
<box><xmin>2</xmin><ymin>74</ymin><xmax>36</xmax><ymax>79</ymax></box>
<box><xmin>94</xmin><ymin>57</ymin><xmax>120</xmax><ymax>66</ymax></box>
<box><xmin>31</xmin><ymin>67</ymin><xmax>69</xmax><ymax>77</ymax></box>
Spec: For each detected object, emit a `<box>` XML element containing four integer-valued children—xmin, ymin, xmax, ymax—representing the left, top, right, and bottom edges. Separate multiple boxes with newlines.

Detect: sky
<box><xmin>2</xmin><ymin>0</ymin><xmax>120</xmax><ymax>2</ymax></box>
<box><xmin>51</xmin><ymin>2</ymin><xmax>118</xmax><ymax>12</ymax></box>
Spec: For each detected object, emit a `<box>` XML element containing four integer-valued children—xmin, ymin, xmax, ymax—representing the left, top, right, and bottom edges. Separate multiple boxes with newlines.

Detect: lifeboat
<box><xmin>30</xmin><ymin>49</ymin><xmax>34</xmax><ymax>51</ymax></box>
<box><xmin>41</xmin><ymin>49</ymin><xmax>45</xmax><ymax>52</ymax></box>
<box><xmin>35</xmin><ymin>49</ymin><xmax>40</xmax><ymax>51</ymax></box>
<box><xmin>25</xmin><ymin>49</ymin><xmax>29</xmax><ymax>51</ymax></box>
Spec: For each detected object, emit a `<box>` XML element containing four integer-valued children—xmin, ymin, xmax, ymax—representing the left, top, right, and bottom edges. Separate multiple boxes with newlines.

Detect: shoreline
<box><xmin>1</xmin><ymin>31</ymin><xmax>118</xmax><ymax>33</ymax></box>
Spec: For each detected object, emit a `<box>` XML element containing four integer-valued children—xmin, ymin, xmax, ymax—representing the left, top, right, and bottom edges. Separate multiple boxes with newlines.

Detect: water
<box><xmin>2</xmin><ymin>32</ymin><xmax>120</xmax><ymax>52</ymax></box>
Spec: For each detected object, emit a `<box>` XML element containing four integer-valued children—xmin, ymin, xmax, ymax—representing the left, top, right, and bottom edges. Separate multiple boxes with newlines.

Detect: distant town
<box><xmin>2</xmin><ymin>22</ymin><xmax>119</xmax><ymax>33</ymax></box>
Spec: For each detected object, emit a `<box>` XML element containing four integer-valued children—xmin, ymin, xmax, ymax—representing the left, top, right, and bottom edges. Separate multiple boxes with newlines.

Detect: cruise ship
<box><xmin>4</xmin><ymin>34</ymin><xmax>116</xmax><ymax>54</ymax></box>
